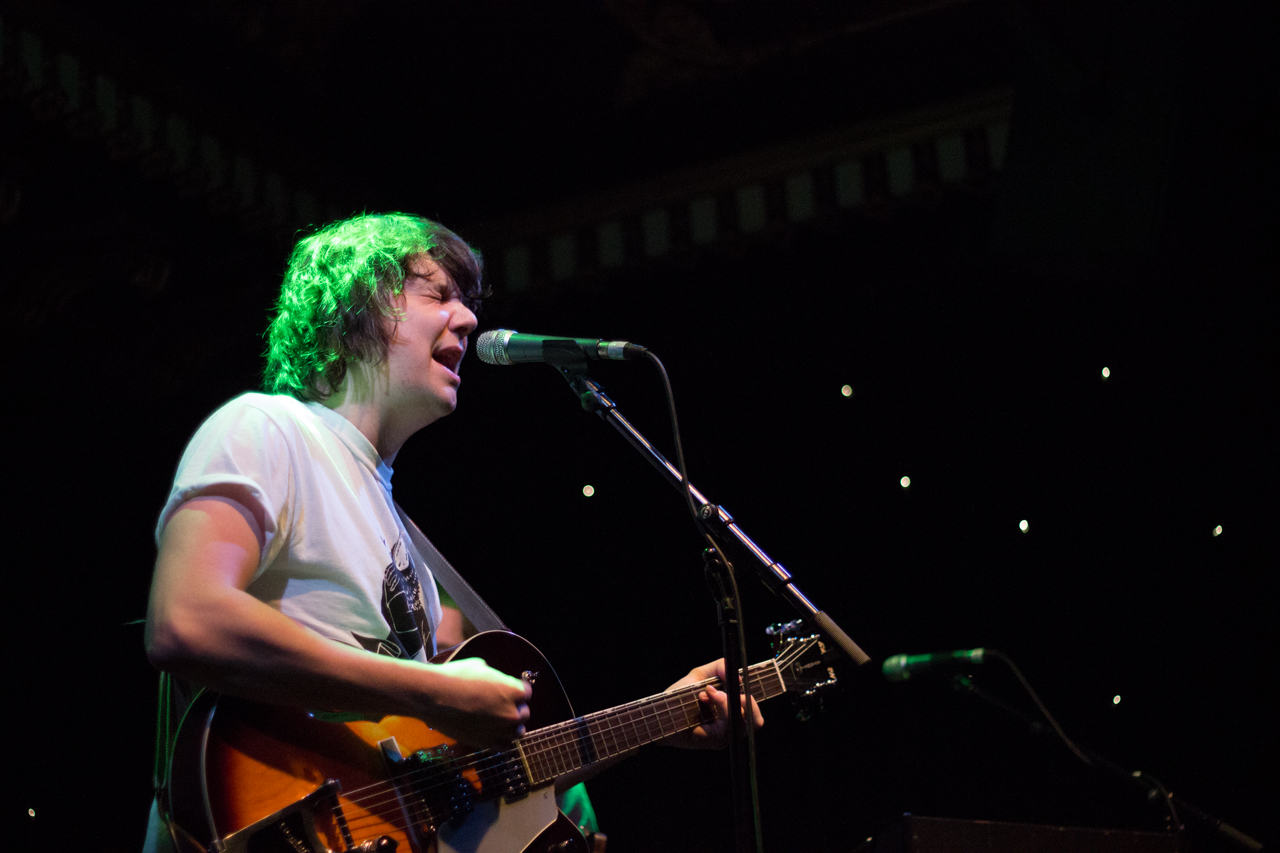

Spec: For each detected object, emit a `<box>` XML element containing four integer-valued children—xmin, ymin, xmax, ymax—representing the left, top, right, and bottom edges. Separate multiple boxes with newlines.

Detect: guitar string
<box><xmin>332</xmin><ymin>663</ymin><xmax>808</xmax><ymax>843</ymax></box>
<box><xmin>333</xmin><ymin>683</ymin><xmax>754</xmax><ymax>843</ymax></box>
<box><xmin>324</xmin><ymin>680</ymin><xmax>715</xmax><ymax>821</ymax></box>
<box><xmin>348</xmin><ymin>654</ymin><xmax>789</xmax><ymax>807</ymax></box>
<box><xmin>328</xmin><ymin>679</ymin><xmax>726</xmax><ymax>841</ymax></box>
<box><xmin>334</xmin><ymin>643</ymin><xmax>810</xmax><ymax>827</ymax></box>
<box><xmin>516</xmin><ymin>656</ymin><xmax>789</xmax><ymax>780</ymax></box>
<box><xmin>317</xmin><ymin>643</ymin><xmax>815</xmax><ymax>837</ymax></box>
<box><xmin>478</xmin><ymin>637</ymin><xmax>811</xmax><ymax>775</ymax></box>
<box><xmin>329</xmin><ymin>644</ymin><xmax>810</xmax><ymax>827</ymax></box>
<box><xmin>329</xmin><ymin>678</ymin><xmax>728</xmax><ymax>827</ymax></box>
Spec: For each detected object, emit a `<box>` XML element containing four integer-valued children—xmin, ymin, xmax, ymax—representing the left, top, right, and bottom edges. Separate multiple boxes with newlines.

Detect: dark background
<box><xmin>2</xmin><ymin>1</ymin><xmax>1275</xmax><ymax>850</ymax></box>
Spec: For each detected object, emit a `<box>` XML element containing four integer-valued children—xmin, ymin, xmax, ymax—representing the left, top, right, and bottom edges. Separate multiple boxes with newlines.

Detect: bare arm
<box><xmin>145</xmin><ymin>493</ymin><xmax>531</xmax><ymax>748</ymax></box>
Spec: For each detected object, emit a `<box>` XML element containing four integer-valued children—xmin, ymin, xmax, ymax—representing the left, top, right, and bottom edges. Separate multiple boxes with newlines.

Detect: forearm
<box><xmin>146</xmin><ymin>496</ymin><xmax>531</xmax><ymax>748</ymax></box>
<box><xmin>147</xmin><ymin>583</ymin><xmax>437</xmax><ymax>717</ymax></box>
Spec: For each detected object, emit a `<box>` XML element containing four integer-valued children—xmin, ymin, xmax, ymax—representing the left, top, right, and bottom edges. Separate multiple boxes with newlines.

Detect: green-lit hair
<box><xmin>264</xmin><ymin>212</ymin><xmax>485</xmax><ymax>401</ymax></box>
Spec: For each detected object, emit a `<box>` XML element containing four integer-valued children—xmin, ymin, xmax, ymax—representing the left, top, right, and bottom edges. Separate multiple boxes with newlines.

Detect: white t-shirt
<box><xmin>157</xmin><ymin>392</ymin><xmax>442</xmax><ymax>661</ymax></box>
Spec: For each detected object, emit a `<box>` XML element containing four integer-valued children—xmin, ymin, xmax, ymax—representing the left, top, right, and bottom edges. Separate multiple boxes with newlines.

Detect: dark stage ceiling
<box><xmin>2</xmin><ymin>1</ymin><xmax>1276</xmax><ymax>851</ymax></box>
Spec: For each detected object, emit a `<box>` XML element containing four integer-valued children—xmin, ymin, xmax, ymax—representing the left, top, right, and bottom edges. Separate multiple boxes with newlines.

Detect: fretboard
<box><xmin>517</xmin><ymin>658</ymin><xmax>784</xmax><ymax>787</ymax></box>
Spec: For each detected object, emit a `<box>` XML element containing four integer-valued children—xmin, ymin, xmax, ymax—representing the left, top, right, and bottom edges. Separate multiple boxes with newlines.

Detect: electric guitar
<box><xmin>159</xmin><ymin>623</ymin><xmax>837</xmax><ymax>853</ymax></box>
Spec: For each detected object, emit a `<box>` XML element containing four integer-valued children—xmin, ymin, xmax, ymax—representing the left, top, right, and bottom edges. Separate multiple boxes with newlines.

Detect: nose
<box><xmin>452</xmin><ymin>300</ymin><xmax>478</xmax><ymax>341</ymax></box>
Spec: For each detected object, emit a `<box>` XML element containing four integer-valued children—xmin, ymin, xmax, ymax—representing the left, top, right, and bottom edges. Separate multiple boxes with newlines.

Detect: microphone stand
<box><xmin>703</xmin><ymin>545</ymin><xmax>754</xmax><ymax>852</ymax></box>
<box><xmin>951</xmin><ymin>675</ymin><xmax>1265</xmax><ymax>852</ymax></box>
<box><xmin>543</xmin><ymin>349</ymin><xmax>873</xmax><ymax>853</ymax></box>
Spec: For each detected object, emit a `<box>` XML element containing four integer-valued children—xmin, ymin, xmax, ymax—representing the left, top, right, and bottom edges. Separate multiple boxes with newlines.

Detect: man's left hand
<box><xmin>662</xmin><ymin>658</ymin><xmax>764</xmax><ymax>750</ymax></box>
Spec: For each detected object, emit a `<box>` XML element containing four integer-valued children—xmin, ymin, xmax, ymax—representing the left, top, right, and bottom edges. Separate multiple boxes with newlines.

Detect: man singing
<box><xmin>143</xmin><ymin>212</ymin><xmax>760</xmax><ymax>851</ymax></box>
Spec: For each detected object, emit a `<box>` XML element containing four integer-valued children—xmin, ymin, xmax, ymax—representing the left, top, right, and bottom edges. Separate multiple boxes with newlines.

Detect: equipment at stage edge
<box><xmin>877</xmin><ymin>648</ymin><xmax>1264</xmax><ymax>852</ymax></box>
<box><xmin>857</xmin><ymin>815</ymin><xmax>1189</xmax><ymax>853</ymax></box>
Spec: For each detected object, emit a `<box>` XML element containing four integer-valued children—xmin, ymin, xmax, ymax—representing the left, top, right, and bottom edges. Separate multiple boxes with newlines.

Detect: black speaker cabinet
<box><xmin>856</xmin><ymin>815</ymin><xmax>1187</xmax><ymax>853</ymax></box>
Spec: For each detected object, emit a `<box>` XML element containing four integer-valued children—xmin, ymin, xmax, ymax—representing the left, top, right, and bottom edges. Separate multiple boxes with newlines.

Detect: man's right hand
<box><xmin>424</xmin><ymin>657</ymin><xmax>533</xmax><ymax>748</ymax></box>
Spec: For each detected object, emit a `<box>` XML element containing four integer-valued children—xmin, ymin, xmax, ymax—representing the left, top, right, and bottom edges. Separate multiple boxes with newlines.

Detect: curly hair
<box><xmin>264</xmin><ymin>213</ymin><xmax>485</xmax><ymax>401</ymax></box>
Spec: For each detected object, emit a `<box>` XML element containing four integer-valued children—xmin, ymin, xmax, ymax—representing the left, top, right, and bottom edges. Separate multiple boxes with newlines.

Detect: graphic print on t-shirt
<box><xmin>352</xmin><ymin>536</ymin><xmax>432</xmax><ymax>659</ymax></box>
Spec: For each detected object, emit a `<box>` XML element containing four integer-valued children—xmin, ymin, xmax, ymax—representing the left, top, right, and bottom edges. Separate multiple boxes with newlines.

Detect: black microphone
<box><xmin>475</xmin><ymin>329</ymin><xmax>646</xmax><ymax>366</ymax></box>
<box><xmin>882</xmin><ymin>648</ymin><xmax>986</xmax><ymax>681</ymax></box>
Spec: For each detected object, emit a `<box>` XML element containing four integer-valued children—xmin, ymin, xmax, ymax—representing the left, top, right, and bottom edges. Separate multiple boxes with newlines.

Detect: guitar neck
<box><xmin>517</xmin><ymin>659</ymin><xmax>783</xmax><ymax>787</ymax></box>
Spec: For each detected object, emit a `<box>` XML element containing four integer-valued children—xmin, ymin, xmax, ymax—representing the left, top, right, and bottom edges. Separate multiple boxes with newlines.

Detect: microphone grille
<box><xmin>475</xmin><ymin>329</ymin><xmax>514</xmax><ymax>366</ymax></box>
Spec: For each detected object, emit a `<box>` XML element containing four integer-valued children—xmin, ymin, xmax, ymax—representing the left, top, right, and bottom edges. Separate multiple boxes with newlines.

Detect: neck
<box><xmin>321</xmin><ymin>370</ymin><xmax>414</xmax><ymax>463</ymax></box>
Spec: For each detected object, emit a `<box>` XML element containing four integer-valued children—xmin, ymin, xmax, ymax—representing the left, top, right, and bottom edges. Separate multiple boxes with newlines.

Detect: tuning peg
<box><xmin>765</xmin><ymin>619</ymin><xmax>809</xmax><ymax>646</ymax></box>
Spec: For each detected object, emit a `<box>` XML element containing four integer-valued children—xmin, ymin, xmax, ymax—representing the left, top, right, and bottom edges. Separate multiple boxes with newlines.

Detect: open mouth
<box><xmin>434</xmin><ymin>347</ymin><xmax>463</xmax><ymax>374</ymax></box>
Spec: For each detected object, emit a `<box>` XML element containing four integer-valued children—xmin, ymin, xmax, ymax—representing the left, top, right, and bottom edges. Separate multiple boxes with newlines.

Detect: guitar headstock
<box><xmin>766</xmin><ymin>620</ymin><xmax>839</xmax><ymax>720</ymax></box>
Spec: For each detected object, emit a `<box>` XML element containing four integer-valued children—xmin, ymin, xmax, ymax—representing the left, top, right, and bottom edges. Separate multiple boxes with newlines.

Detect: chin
<box><xmin>433</xmin><ymin>393</ymin><xmax>460</xmax><ymax>416</ymax></box>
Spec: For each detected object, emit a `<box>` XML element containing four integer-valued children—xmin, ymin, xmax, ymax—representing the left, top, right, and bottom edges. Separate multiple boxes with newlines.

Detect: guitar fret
<box><xmin>642</xmin><ymin>702</ymin><xmax>660</xmax><ymax>743</ymax></box>
<box><xmin>664</xmin><ymin>692</ymin><xmax>697</xmax><ymax>735</ymax></box>
<box><xmin>590</xmin><ymin>714</ymin><xmax>621</xmax><ymax>762</ymax></box>
<box><xmin>536</xmin><ymin>737</ymin><xmax>556</xmax><ymax>783</ymax></box>
<box><xmin>627</xmin><ymin>706</ymin><xmax>648</xmax><ymax>746</ymax></box>
<box><xmin>550</xmin><ymin>727</ymin><xmax>571</xmax><ymax>776</ymax></box>
<box><xmin>518</xmin><ymin>744</ymin><xmax>537</xmax><ymax>786</ymax></box>
<box><xmin>660</xmin><ymin>697</ymin><xmax>679</xmax><ymax>736</ymax></box>
<box><xmin>614</xmin><ymin>707</ymin><xmax>637</xmax><ymax>750</ymax></box>
<box><xmin>523</xmin><ymin>655</ymin><xmax>801</xmax><ymax>788</ymax></box>
<box><xmin>623</xmin><ymin>706</ymin><xmax>645</xmax><ymax>749</ymax></box>
<box><xmin>537</xmin><ymin>741</ymin><xmax>557</xmax><ymax>785</ymax></box>
<box><xmin>590</xmin><ymin>715</ymin><xmax>615</xmax><ymax>759</ymax></box>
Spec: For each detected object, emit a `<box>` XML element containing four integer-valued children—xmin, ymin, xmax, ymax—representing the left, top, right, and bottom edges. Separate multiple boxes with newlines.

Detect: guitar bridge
<box><xmin>214</xmin><ymin>779</ymin><xmax>366</xmax><ymax>853</ymax></box>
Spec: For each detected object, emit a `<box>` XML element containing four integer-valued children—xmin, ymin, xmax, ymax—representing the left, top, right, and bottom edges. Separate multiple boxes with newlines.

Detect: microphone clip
<box><xmin>541</xmin><ymin>339</ymin><xmax>590</xmax><ymax>371</ymax></box>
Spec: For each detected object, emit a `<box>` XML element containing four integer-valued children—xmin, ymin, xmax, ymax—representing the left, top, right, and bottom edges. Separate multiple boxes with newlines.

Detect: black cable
<box><xmin>985</xmin><ymin>649</ymin><xmax>1183</xmax><ymax>832</ymax></box>
<box><xmin>985</xmin><ymin>650</ymin><xmax>1094</xmax><ymax>766</ymax></box>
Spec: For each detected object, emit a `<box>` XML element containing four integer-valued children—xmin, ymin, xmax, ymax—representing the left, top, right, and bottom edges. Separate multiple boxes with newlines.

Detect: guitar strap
<box><xmin>394</xmin><ymin>508</ymin><xmax>607</xmax><ymax>847</ymax></box>
<box><xmin>395</xmin><ymin>501</ymin><xmax>509</xmax><ymax>634</ymax></box>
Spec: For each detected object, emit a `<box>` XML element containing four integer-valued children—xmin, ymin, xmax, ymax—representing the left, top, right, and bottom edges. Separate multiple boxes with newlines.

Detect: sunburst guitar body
<box><xmin>159</xmin><ymin>626</ymin><xmax>834</xmax><ymax>853</ymax></box>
